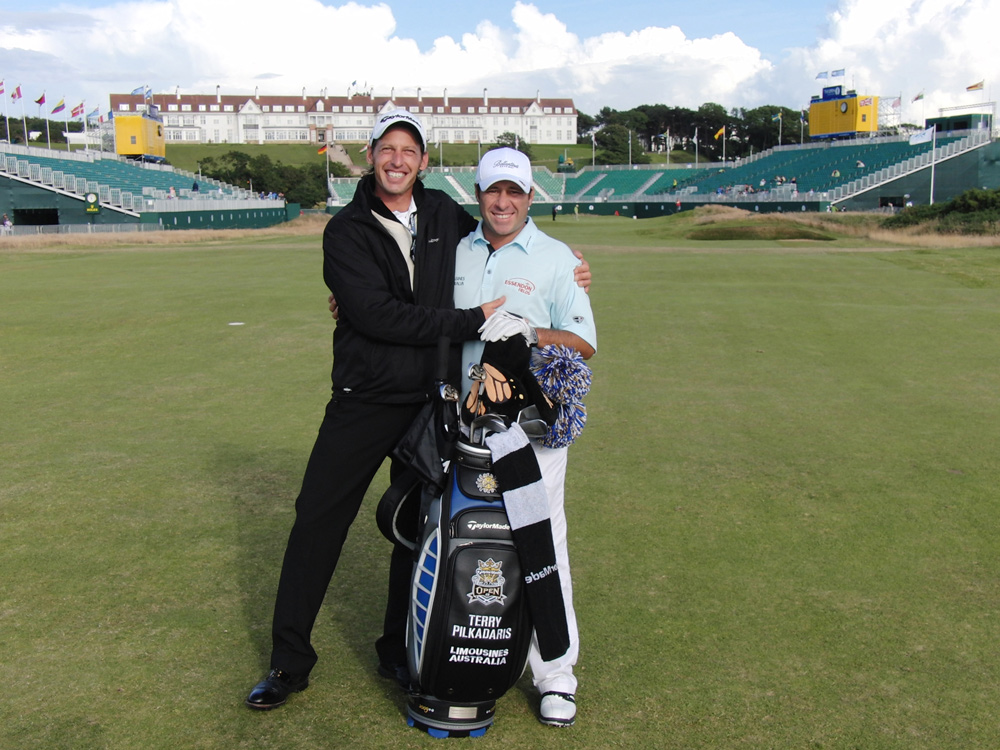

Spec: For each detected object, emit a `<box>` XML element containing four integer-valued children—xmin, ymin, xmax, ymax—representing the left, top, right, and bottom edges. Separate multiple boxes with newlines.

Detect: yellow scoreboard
<box><xmin>114</xmin><ymin>107</ymin><xmax>166</xmax><ymax>162</ymax></box>
<box><xmin>809</xmin><ymin>86</ymin><xmax>878</xmax><ymax>140</ymax></box>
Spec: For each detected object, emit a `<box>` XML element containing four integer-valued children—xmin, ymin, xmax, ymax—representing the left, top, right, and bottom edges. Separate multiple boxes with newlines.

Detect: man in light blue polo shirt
<box><xmin>454</xmin><ymin>147</ymin><xmax>596</xmax><ymax>728</ymax></box>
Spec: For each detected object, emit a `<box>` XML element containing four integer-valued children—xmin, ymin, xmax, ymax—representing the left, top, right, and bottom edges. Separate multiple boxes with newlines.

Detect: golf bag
<box><xmin>377</xmin><ymin>337</ymin><xmax>559</xmax><ymax>736</ymax></box>
<box><xmin>403</xmin><ymin>430</ymin><xmax>534</xmax><ymax>735</ymax></box>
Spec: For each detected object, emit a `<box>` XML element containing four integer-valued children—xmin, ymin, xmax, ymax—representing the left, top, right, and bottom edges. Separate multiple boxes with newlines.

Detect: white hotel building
<box><xmin>109</xmin><ymin>88</ymin><xmax>579</xmax><ymax>147</ymax></box>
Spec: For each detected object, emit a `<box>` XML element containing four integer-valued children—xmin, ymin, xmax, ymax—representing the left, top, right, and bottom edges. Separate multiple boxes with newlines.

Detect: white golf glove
<box><xmin>478</xmin><ymin>309</ymin><xmax>538</xmax><ymax>345</ymax></box>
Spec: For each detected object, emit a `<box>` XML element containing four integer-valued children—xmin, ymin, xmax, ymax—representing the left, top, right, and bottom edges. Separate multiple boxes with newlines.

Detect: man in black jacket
<box><xmin>245</xmin><ymin>110</ymin><xmax>506</xmax><ymax>710</ymax></box>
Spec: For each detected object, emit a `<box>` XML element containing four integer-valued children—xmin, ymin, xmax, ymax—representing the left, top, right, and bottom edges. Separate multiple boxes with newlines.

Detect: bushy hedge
<box><xmin>883</xmin><ymin>188</ymin><xmax>1000</xmax><ymax>234</ymax></box>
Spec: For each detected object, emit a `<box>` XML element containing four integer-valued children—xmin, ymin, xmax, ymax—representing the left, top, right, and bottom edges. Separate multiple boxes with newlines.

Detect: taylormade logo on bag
<box><xmin>467</xmin><ymin>520</ymin><xmax>511</xmax><ymax>532</ymax></box>
<box><xmin>524</xmin><ymin>563</ymin><xmax>558</xmax><ymax>584</ymax></box>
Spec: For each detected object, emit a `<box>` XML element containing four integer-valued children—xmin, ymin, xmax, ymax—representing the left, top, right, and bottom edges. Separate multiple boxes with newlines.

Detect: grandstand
<box><xmin>0</xmin><ymin>143</ymin><xmax>290</xmax><ymax>231</ymax></box>
<box><xmin>326</xmin><ymin>128</ymin><xmax>998</xmax><ymax>216</ymax></box>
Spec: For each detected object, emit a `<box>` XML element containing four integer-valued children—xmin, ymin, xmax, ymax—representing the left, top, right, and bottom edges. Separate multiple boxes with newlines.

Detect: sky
<box><xmin>0</xmin><ymin>0</ymin><xmax>996</xmax><ymax>126</ymax></box>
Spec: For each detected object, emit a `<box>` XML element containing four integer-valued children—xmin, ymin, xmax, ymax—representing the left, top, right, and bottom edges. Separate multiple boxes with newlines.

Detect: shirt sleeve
<box><xmin>546</xmin><ymin>247</ymin><xmax>597</xmax><ymax>351</ymax></box>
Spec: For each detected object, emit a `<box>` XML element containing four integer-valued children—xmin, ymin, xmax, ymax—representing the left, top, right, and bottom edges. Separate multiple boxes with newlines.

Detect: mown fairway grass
<box><xmin>3</xmin><ymin>217</ymin><xmax>999</xmax><ymax>748</ymax></box>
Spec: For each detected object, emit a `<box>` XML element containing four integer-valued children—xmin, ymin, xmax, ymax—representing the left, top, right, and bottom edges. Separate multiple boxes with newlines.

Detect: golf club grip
<box><xmin>435</xmin><ymin>336</ymin><xmax>450</xmax><ymax>383</ymax></box>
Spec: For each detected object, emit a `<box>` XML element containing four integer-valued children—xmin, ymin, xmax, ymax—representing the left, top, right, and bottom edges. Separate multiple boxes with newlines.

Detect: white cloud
<box><xmin>780</xmin><ymin>0</ymin><xmax>998</xmax><ymax>124</ymax></box>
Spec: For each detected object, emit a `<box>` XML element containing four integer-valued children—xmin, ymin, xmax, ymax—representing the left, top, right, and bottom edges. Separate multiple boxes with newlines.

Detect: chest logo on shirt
<box><xmin>504</xmin><ymin>277</ymin><xmax>535</xmax><ymax>296</ymax></box>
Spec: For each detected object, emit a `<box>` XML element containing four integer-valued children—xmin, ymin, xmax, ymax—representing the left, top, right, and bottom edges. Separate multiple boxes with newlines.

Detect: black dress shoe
<box><xmin>245</xmin><ymin>668</ymin><xmax>309</xmax><ymax>710</ymax></box>
<box><xmin>377</xmin><ymin>661</ymin><xmax>412</xmax><ymax>690</ymax></box>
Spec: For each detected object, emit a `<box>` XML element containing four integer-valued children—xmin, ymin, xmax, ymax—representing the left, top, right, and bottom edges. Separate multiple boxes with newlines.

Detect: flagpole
<box><xmin>82</xmin><ymin>102</ymin><xmax>88</xmax><ymax>151</ymax></box>
<box><xmin>2</xmin><ymin>86</ymin><xmax>8</xmax><ymax>144</ymax></box>
<box><xmin>929</xmin><ymin>128</ymin><xmax>937</xmax><ymax>205</ymax></box>
<box><xmin>37</xmin><ymin>93</ymin><xmax>51</xmax><ymax>149</ymax></box>
<box><xmin>20</xmin><ymin>91</ymin><xmax>27</xmax><ymax>148</ymax></box>
<box><xmin>63</xmin><ymin>98</ymin><xmax>70</xmax><ymax>151</ymax></box>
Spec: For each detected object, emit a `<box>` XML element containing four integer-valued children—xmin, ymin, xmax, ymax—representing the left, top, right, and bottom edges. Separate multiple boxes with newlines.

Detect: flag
<box><xmin>11</xmin><ymin>85</ymin><xmax>22</xmax><ymax>101</ymax></box>
<box><xmin>966</xmin><ymin>80</ymin><xmax>984</xmax><ymax>91</ymax></box>
<box><xmin>909</xmin><ymin>126</ymin><xmax>934</xmax><ymax>145</ymax></box>
<box><xmin>72</xmin><ymin>103</ymin><xmax>85</xmax><ymax>117</ymax></box>
<box><xmin>891</xmin><ymin>97</ymin><xmax>901</xmax><ymax>109</ymax></box>
<box><xmin>317</xmin><ymin>144</ymin><xmax>328</xmax><ymax>154</ymax></box>
<box><xmin>912</xmin><ymin>91</ymin><xmax>924</xmax><ymax>102</ymax></box>
<box><xmin>800</xmin><ymin>111</ymin><xmax>807</xmax><ymax>123</ymax></box>
<box><xmin>52</xmin><ymin>99</ymin><xmax>66</xmax><ymax>114</ymax></box>
<box><xmin>35</xmin><ymin>92</ymin><xmax>46</xmax><ymax>106</ymax></box>
<box><xmin>771</xmin><ymin>112</ymin><xmax>782</xmax><ymax>122</ymax></box>
<box><xmin>816</xmin><ymin>71</ymin><xmax>828</xmax><ymax>80</ymax></box>
<box><xmin>144</xmin><ymin>87</ymin><xmax>152</xmax><ymax>99</ymax></box>
<box><xmin>859</xmin><ymin>97</ymin><xmax>873</xmax><ymax>107</ymax></box>
<box><xmin>0</xmin><ymin>80</ymin><xmax>4</xmax><ymax>96</ymax></box>
<box><xmin>831</xmin><ymin>68</ymin><xmax>845</xmax><ymax>77</ymax></box>
<box><xmin>714</xmin><ymin>126</ymin><xmax>725</xmax><ymax>140</ymax></box>
<box><xmin>130</xmin><ymin>85</ymin><xmax>144</xmax><ymax>96</ymax></box>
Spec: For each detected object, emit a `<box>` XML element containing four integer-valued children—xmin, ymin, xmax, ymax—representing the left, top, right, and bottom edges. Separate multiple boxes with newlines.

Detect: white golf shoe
<box><xmin>539</xmin><ymin>691</ymin><xmax>576</xmax><ymax>727</ymax></box>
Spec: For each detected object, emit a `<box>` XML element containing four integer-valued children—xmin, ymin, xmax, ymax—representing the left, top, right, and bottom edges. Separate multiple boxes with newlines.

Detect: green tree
<box><xmin>594</xmin><ymin>124</ymin><xmax>650</xmax><ymax>165</ymax></box>
<box><xmin>493</xmin><ymin>132</ymin><xmax>533</xmax><ymax>160</ymax></box>
<box><xmin>576</xmin><ymin>112</ymin><xmax>597</xmax><ymax>142</ymax></box>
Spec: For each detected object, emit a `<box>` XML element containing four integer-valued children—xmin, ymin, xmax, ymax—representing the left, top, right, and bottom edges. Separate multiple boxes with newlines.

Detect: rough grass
<box><xmin>4</xmin><ymin>228</ymin><xmax>1000</xmax><ymax>749</ymax></box>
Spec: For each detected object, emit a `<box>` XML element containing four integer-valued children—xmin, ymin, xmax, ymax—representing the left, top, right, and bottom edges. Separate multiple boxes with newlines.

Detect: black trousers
<box><xmin>269</xmin><ymin>397</ymin><xmax>423</xmax><ymax>676</ymax></box>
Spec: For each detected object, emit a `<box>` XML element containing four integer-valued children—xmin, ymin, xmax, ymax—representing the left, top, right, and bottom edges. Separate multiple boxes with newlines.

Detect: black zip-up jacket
<box><xmin>322</xmin><ymin>174</ymin><xmax>482</xmax><ymax>403</ymax></box>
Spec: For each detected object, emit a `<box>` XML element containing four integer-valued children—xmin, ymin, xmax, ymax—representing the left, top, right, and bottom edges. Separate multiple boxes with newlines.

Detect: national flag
<box><xmin>87</xmin><ymin>107</ymin><xmax>100</xmax><ymax>120</ymax></box>
<box><xmin>771</xmin><ymin>112</ymin><xmax>782</xmax><ymax>122</ymax></box>
<box><xmin>714</xmin><ymin>126</ymin><xmax>725</xmax><ymax>140</ymax></box>
<box><xmin>912</xmin><ymin>91</ymin><xmax>924</xmax><ymax>102</ymax></box>
<box><xmin>816</xmin><ymin>71</ymin><xmax>828</xmax><ymax>80</ymax></box>
<box><xmin>909</xmin><ymin>126</ymin><xmax>934</xmax><ymax>145</ymax></box>
<box><xmin>72</xmin><ymin>103</ymin><xmax>85</xmax><ymax>117</ymax></box>
<box><xmin>800</xmin><ymin>111</ymin><xmax>807</xmax><ymax>123</ymax></box>
<box><xmin>130</xmin><ymin>85</ymin><xmax>145</xmax><ymax>96</ymax></box>
<box><xmin>966</xmin><ymin>80</ymin><xmax>984</xmax><ymax>91</ymax></box>
<box><xmin>317</xmin><ymin>144</ymin><xmax>328</xmax><ymax>154</ymax></box>
<box><xmin>35</xmin><ymin>92</ymin><xmax>46</xmax><ymax>106</ymax></box>
<box><xmin>831</xmin><ymin>68</ymin><xmax>845</xmax><ymax>77</ymax></box>
<box><xmin>891</xmin><ymin>97</ymin><xmax>901</xmax><ymax>109</ymax></box>
<box><xmin>859</xmin><ymin>97</ymin><xmax>873</xmax><ymax>107</ymax></box>
<box><xmin>52</xmin><ymin>99</ymin><xmax>66</xmax><ymax>114</ymax></box>
<box><xmin>144</xmin><ymin>87</ymin><xmax>152</xmax><ymax>99</ymax></box>
<box><xmin>11</xmin><ymin>85</ymin><xmax>22</xmax><ymax>101</ymax></box>
<box><xmin>0</xmin><ymin>80</ymin><xmax>4</xmax><ymax>96</ymax></box>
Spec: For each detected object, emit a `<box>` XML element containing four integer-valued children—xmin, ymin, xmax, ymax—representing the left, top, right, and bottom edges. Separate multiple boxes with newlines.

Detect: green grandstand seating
<box><xmin>0</xmin><ymin>149</ymin><xmax>244</xmax><ymax>202</ymax></box>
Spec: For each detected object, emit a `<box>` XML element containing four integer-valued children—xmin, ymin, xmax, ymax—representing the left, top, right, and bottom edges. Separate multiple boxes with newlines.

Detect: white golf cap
<box><xmin>370</xmin><ymin>108</ymin><xmax>427</xmax><ymax>150</ymax></box>
<box><xmin>476</xmin><ymin>147</ymin><xmax>533</xmax><ymax>192</ymax></box>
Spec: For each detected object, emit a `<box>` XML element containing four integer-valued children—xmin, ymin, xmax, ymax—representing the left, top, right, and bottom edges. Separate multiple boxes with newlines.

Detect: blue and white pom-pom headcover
<box><xmin>529</xmin><ymin>344</ymin><xmax>593</xmax><ymax>448</ymax></box>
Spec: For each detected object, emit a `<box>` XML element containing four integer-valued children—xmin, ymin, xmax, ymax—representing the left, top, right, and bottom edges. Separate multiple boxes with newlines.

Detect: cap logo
<box><xmin>380</xmin><ymin>113</ymin><xmax>413</xmax><ymax>126</ymax></box>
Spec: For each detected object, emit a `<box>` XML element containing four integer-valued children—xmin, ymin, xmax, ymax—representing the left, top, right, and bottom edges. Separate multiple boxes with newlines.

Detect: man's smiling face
<box><xmin>367</xmin><ymin>125</ymin><xmax>428</xmax><ymax>211</ymax></box>
<box><xmin>477</xmin><ymin>181</ymin><xmax>534</xmax><ymax>248</ymax></box>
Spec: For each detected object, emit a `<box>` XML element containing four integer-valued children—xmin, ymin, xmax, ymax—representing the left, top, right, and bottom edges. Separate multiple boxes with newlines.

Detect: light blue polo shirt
<box><xmin>454</xmin><ymin>217</ymin><xmax>597</xmax><ymax>393</ymax></box>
